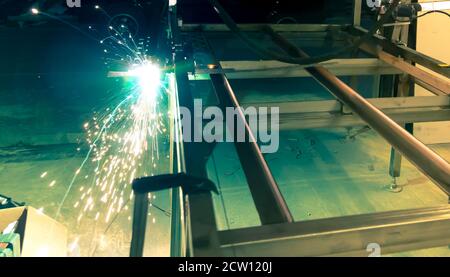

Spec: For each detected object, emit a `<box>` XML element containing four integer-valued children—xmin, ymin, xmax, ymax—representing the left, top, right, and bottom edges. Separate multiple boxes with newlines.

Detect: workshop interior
<box><xmin>0</xmin><ymin>0</ymin><xmax>449</xmax><ymax>257</ymax></box>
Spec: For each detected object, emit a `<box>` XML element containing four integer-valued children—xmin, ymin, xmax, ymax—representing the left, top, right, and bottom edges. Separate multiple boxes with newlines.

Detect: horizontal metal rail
<box><xmin>246</xmin><ymin>96</ymin><xmax>450</xmax><ymax>114</ymax></box>
<box><xmin>350</xmin><ymin>26</ymin><xmax>450</xmax><ymax>79</ymax></box>
<box><xmin>189</xmin><ymin>58</ymin><xmax>400</xmax><ymax>80</ymax></box>
<box><xmin>244</xmin><ymin>96</ymin><xmax>450</xmax><ymax>130</ymax></box>
<box><xmin>219</xmin><ymin>205</ymin><xmax>450</xmax><ymax>256</ymax></box>
<box><xmin>359</xmin><ymin>43</ymin><xmax>450</xmax><ymax>95</ymax></box>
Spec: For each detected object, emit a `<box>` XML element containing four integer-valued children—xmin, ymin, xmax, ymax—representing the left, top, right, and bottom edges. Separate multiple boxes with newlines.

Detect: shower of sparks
<box><xmin>34</xmin><ymin>6</ymin><xmax>176</xmax><ymax>256</ymax></box>
<box><xmin>56</xmin><ymin>63</ymin><xmax>170</xmax><ymax>227</ymax></box>
<box><xmin>68</xmin><ymin>71</ymin><xmax>168</xmax><ymax>224</ymax></box>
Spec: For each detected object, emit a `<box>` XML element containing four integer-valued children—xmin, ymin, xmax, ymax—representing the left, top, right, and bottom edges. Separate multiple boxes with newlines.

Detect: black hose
<box><xmin>382</xmin><ymin>9</ymin><xmax>450</xmax><ymax>24</ymax></box>
<box><xmin>207</xmin><ymin>0</ymin><xmax>401</xmax><ymax>65</ymax></box>
<box><xmin>417</xmin><ymin>10</ymin><xmax>450</xmax><ymax>19</ymax></box>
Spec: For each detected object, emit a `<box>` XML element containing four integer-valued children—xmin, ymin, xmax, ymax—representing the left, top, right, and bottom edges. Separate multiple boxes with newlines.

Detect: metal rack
<box><xmin>134</xmin><ymin>0</ymin><xmax>450</xmax><ymax>257</ymax></box>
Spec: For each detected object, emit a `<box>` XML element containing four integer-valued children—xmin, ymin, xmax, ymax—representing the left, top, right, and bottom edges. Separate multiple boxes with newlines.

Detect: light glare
<box><xmin>128</xmin><ymin>63</ymin><xmax>161</xmax><ymax>99</ymax></box>
<box><xmin>420</xmin><ymin>1</ymin><xmax>450</xmax><ymax>11</ymax></box>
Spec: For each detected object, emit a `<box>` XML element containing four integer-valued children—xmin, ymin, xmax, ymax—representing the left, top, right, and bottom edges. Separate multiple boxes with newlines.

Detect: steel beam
<box><xmin>306</xmin><ymin>66</ymin><xmax>450</xmax><ymax>193</ymax></box>
<box><xmin>247</xmin><ymin>95</ymin><xmax>450</xmax><ymax>114</ymax></box>
<box><xmin>129</xmin><ymin>193</ymin><xmax>149</xmax><ymax>257</ymax></box>
<box><xmin>388</xmin><ymin>73</ymin><xmax>412</xmax><ymax>183</ymax></box>
<box><xmin>210</xmin><ymin>73</ymin><xmax>294</xmax><ymax>225</ymax></box>
<box><xmin>264</xmin><ymin>26</ymin><xmax>450</xmax><ymax>194</ymax></box>
<box><xmin>333</xmin><ymin>28</ymin><xmax>450</xmax><ymax>95</ymax></box>
<box><xmin>349</xmin><ymin>26</ymin><xmax>450</xmax><ymax>79</ymax></box>
<box><xmin>353</xmin><ymin>0</ymin><xmax>362</xmax><ymax>27</ymax></box>
<box><xmin>244</xmin><ymin>96</ymin><xmax>450</xmax><ymax>130</ymax></box>
<box><xmin>277</xmin><ymin>109</ymin><xmax>450</xmax><ymax>130</ymax></box>
<box><xmin>218</xmin><ymin>205</ymin><xmax>450</xmax><ymax>257</ymax></box>
<box><xmin>416</xmin><ymin>78</ymin><xmax>448</xmax><ymax>96</ymax></box>
<box><xmin>189</xmin><ymin>59</ymin><xmax>400</xmax><ymax>80</ymax></box>
<box><xmin>170</xmin><ymin>5</ymin><xmax>221</xmax><ymax>257</ymax></box>
<box><xmin>175</xmin><ymin>60</ymin><xmax>221</xmax><ymax>258</ymax></box>
<box><xmin>360</xmin><ymin>45</ymin><xmax>450</xmax><ymax>95</ymax></box>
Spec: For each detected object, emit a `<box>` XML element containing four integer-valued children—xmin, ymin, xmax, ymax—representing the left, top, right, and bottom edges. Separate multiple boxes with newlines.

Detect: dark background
<box><xmin>0</xmin><ymin>0</ymin><xmax>373</xmax><ymax>147</ymax></box>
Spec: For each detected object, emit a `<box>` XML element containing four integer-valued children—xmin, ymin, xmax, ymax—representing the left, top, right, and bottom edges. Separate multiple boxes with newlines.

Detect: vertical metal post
<box><xmin>389</xmin><ymin>147</ymin><xmax>403</xmax><ymax>175</ymax></box>
<box><xmin>169</xmin><ymin>5</ymin><xmax>222</xmax><ymax>257</ymax></box>
<box><xmin>129</xmin><ymin>193</ymin><xmax>149</xmax><ymax>257</ymax></box>
<box><xmin>387</xmin><ymin>12</ymin><xmax>415</xmax><ymax>192</ymax></box>
<box><xmin>170</xmin><ymin>187</ymin><xmax>184</xmax><ymax>256</ymax></box>
<box><xmin>353</xmin><ymin>0</ymin><xmax>363</xmax><ymax>27</ymax></box>
<box><xmin>168</xmin><ymin>53</ymin><xmax>186</xmax><ymax>257</ymax></box>
<box><xmin>388</xmin><ymin>73</ymin><xmax>410</xmax><ymax>188</ymax></box>
<box><xmin>372</xmin><ymin>74</ymin><xmax>381</xmax><ymax>98</ymax></box>
<box><xmin>169</xmin><ymin>105</ymin><xmax>186</xmax><ymax>257</ymax></box>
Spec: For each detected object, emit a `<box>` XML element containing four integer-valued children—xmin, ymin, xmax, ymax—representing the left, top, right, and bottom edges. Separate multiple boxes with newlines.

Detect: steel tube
<box><xmin>351</xmin><ymin>26</ymin><xmax>450</xmax><ymax>79</ymax></box>
<box><xmin>265</xmin><ymin>26</ymin><xmax>450</xmax><ymax>194</ymax></box>
<box><xmin>170</xmin><ymin>5</ymin><xmax>222</xmax><ymax>256</ymax></box>
<box><xmin>219</xmin><ymin>205</ymin><xmax>450</xmax><ymax>257</ymax></box>
<box><xmin>129</xmin><ymin>193</ymin><xmax>149</xmax><ymax>257</ymax></box>
<box><xmin>210</xmin><ymin>73</ymin><xmax>294</xmax><ymax>225</ymax></box>
<box><xmin>306</xmin><ymin>66</ymin><xmax>450</xmax><ymax>193</ymax></box>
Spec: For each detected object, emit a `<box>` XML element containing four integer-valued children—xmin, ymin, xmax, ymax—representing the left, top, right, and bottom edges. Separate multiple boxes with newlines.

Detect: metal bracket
<box><xmin>129</xmin><ymin>173</ymin><xmax>218</xmax><ymax>257</ymax></box>
<box><xmin>0</xmin><ymin>194</ymin><xmax>25</xmax><ymax>210</ymax></box>
<box><xmin>132</xmin><ymin>173</ymin><xmax>218</xmax><ymax>195</ymax></box>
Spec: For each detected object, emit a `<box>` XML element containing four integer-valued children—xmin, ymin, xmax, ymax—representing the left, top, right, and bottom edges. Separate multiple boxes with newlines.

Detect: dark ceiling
<box><xmin>0</xmin><ymin>0</ymin><xmax>359</xmax><ymax>24</ymax></box>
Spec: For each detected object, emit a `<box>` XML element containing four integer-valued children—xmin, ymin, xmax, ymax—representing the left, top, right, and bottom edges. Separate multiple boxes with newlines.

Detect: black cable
<box><xmin>392</xmin><ymin>9</ymin><xmax>450</xmax><ymax>23</ymax></box>
<box><xmin>206</xmin><ymin>0</ymin><xmax>401</xmax><ymax>65</ymax></box>
<box><xmin>417</xmin><ymin>10</ymin><xmax>450</xmax><ymax>19</ymax></box>
<box><xmin>151</xmin><ymin>203</ymin><xmax>171</xmax><ymax>217</ymax></box>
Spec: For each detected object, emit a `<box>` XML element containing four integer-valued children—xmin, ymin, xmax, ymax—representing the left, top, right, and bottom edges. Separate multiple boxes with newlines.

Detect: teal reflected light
<box><xmin>128</xmin><ymin>62</ymin><xmax>162</xmax><ymax>101</ymax></box>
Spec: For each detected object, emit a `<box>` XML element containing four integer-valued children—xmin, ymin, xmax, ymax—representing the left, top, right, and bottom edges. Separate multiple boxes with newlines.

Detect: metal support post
<box><xmin>353</xmin><ymin>0</ymin><xmax>363</xmax><ymax>27</ymax></box>
<box><xmin>129</xmin><ymin>193</ymin><xmax>149</xmax><ymax>257</ymax></box>
<box><xmin>169</xmin><ymin>5</ymin><xmax>222</xmax><ymax>256</ymax></box>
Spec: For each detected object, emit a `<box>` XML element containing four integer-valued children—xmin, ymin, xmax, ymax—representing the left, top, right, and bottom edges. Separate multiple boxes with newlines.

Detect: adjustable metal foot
<box><xmin>384</xmin><ymin>177</ymin><xmax>403</xmax><ymax>193</ymax></box>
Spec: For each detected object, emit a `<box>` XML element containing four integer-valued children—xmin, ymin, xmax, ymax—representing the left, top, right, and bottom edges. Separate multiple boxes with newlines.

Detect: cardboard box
<box><xmin>0</xmin><ymin>206</ymin><xmax>67</xmax><ymax>257</ymax></box>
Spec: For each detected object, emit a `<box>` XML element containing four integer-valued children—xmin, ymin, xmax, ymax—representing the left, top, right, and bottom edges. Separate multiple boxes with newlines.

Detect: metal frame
<box><xmin>263</xmin><ymin>24</ymin><xmax>450</xmax><ymax>191</ymax></box>
<box><xmin>243</xmin><ymin>95</ymin><xmax>450</xmax><ymax>130</ymax></box>
<box><xmin>169</xmin><ymin>4</ymin><xmax>222</xmax><ymax>257</ymax></box>
<box><xmin>189</xmin><ymin>59</ymin><xmax>400</xmax><ymax>80</ymax></box>
<box><xmin>158</xmin><ymin>1</ymin><xmax>450</xmax><ymax>257</ymax></box>
<box><xmin>219</xmin><ymin>205</ymin><xmax>450</xmax><ymax>257</ymax></box>
<box><xmin>209</xmin><ymin>73</ymin><xmax>294</xmax><ymax>225</ymax></box>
